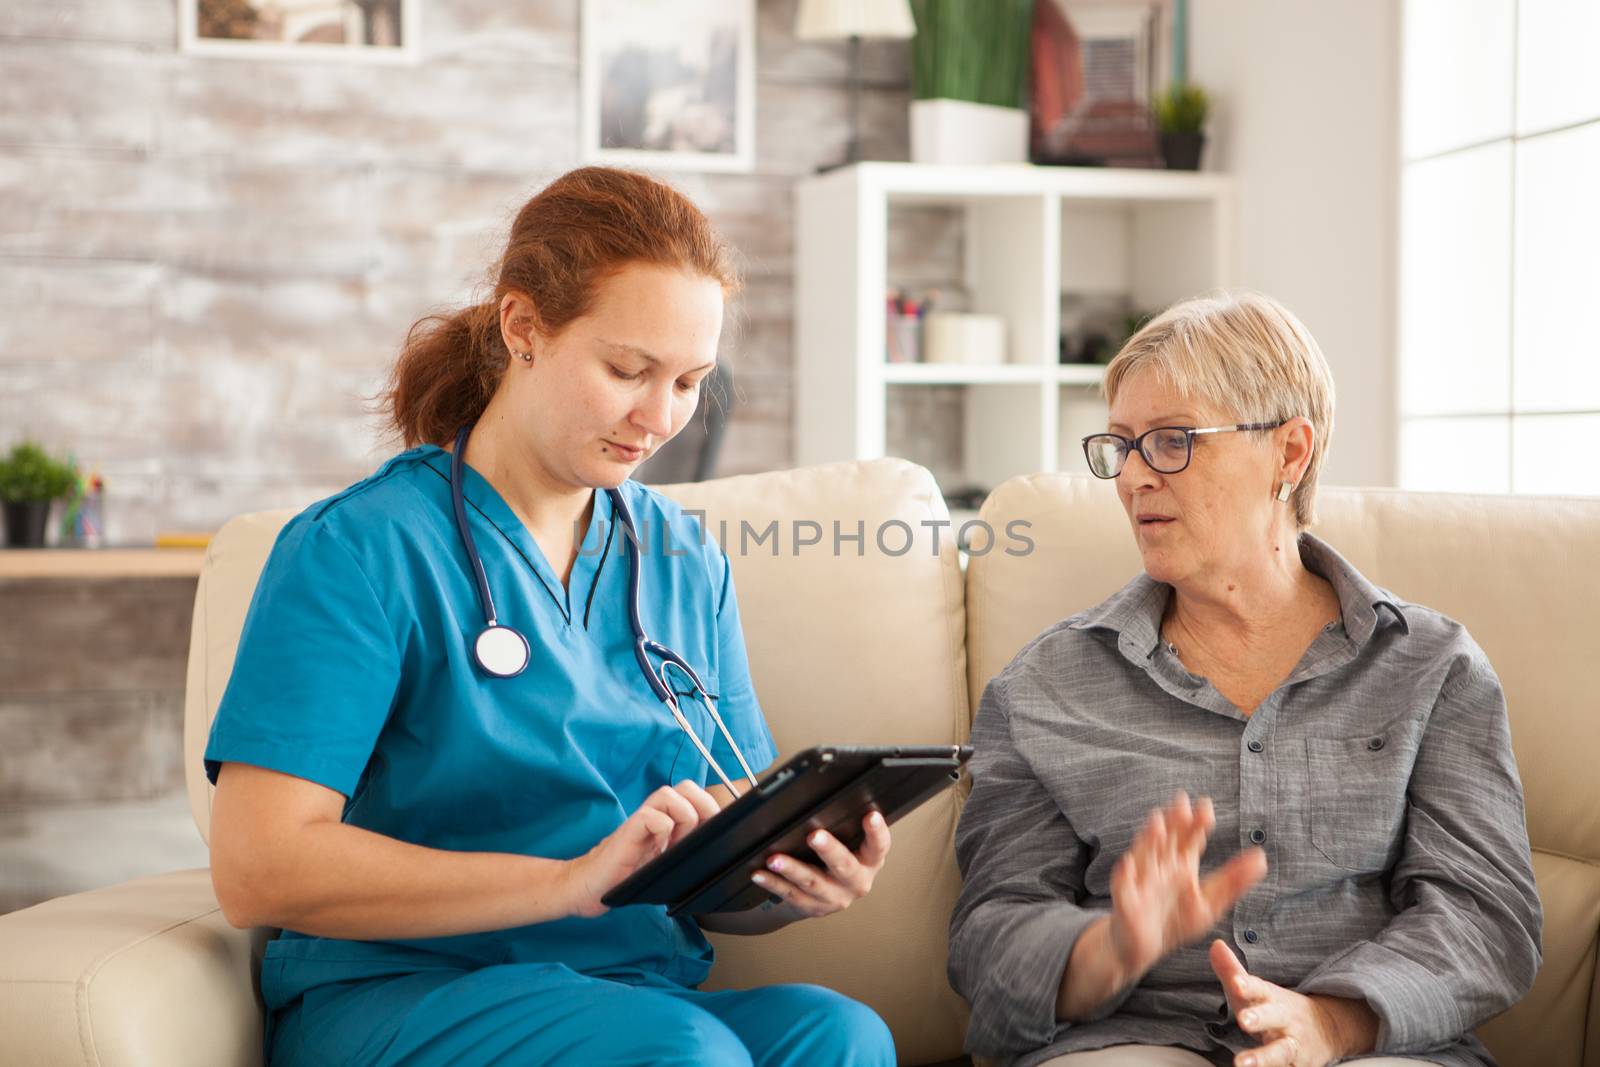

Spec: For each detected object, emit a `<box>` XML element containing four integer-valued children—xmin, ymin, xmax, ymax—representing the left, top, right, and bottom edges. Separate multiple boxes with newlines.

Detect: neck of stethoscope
<box><xmin>606</xmin><ymin>486</ymin><xmax>650</xmax><ymax>647</ymax></box>
<box><xmin>452</xmin><ymin>424</ymin><xmax>500</xmax><ymax>627</ymax></box>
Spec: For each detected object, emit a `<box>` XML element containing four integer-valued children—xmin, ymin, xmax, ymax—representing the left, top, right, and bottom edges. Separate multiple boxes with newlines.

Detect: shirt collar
<box><xmin>413</xmin><ymin>445</ymin><xmax>614</xmax><ymax>607</ymax></box>
<box><xmin>1067</xmin><ymin>531</ymin><xmax>1409</xmax><ymax>658</ymax></box>
<box><xmin>1301</xmin><ymin>532</ymin><xmax>1410</xmax><ymax>643</ymax></box>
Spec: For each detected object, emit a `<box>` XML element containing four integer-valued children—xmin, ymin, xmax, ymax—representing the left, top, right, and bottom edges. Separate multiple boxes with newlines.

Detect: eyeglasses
<box><xmin>1081</xmin><ymin>422</ymin><xmax>1285</xmax><ymax>479</ymax></box>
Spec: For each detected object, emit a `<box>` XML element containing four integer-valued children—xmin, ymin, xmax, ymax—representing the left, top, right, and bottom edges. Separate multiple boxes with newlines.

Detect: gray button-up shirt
<box><xmin>949</xmin><ymin>534</ymin><xmax>1541</xmax><ymax>1067</ymax></box>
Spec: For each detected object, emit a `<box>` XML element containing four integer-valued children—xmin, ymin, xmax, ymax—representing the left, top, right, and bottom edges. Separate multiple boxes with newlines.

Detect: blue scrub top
<box><xmin>204</xmin><ymin>446</ymin><xmax>778</xmax><ymax>1009</ymax></box>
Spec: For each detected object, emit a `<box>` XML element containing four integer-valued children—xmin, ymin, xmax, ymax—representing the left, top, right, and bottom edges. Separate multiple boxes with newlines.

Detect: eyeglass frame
<box><xmin>1080</xmin><ymin>421</ymin><xmax>1286</xmax><ymax>479</ymax></box>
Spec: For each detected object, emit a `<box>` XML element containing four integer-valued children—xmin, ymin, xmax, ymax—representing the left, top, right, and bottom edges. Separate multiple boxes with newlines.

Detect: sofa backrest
<box><xmin>183</xmin><ymin>458</ymin><xmax>974</xmax><ymax>1066</ymax></box>
<box><xmin>966</xmin><ymin>473</ymin><xmax>1600</xmax><ymax>1067</ymax></box>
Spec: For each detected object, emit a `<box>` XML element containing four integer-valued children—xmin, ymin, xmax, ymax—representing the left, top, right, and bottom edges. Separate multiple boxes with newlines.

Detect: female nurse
<box><xmin>202</xmin><ymin>166</ymin><xmax>897</xmax><ymax>1067</ymax></box>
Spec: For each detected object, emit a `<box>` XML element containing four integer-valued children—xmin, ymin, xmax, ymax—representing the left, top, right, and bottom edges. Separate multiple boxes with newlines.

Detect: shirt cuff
<box><xmin>1297</xmin><ymin>938</ymin><xmax>1465</xmax><ymax>1054</ymax></box>
<box><xmin>204</xmin><ymin>735</ymin><xmax>361</xmax><ymax>798</ymax></box>
<box><xmin>961</xmin><ymin>902</ymin><xmax>1134</xmax><ymax>1055</ymax></box>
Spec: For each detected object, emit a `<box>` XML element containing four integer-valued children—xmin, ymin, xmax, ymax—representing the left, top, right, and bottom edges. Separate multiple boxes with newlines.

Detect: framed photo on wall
<box><xmin>1031</xmin><ymin>0</ymin><xmax>1174</xmax><ymax>166</ymax></box>
<box><xmin>580</xmin><ymin>0</ymin><xmax>756</xmax><ymax>173</ymax></box>
<box><xmin>178</xmin><ymin>0</ymin><xmax>420</xmax><ymax>63</ymax></box>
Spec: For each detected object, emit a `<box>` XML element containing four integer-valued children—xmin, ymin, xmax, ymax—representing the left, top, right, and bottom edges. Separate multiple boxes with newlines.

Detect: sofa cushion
<box><xmin>664</xmin><ymin>459</ymin><xmax>972</xmax><ymax>1067</ymax></box>
<box><xmin>0</xmin><ymin>869</ymin><xmax>269</xmax><ymax>1067</ymax></box>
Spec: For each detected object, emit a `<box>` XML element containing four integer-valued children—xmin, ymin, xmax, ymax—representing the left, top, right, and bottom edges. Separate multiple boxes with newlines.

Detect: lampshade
<box><xmin>794</xmin><ymin>0</ymin><xmax>916</xmax><ymax>41</ymax></box>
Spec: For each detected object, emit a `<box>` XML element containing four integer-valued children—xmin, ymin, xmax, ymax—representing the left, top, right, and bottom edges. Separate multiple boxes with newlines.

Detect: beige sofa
<box><xmin>1</xmin><ymin>459</ymin><xmax>1596</xmax><ymax>1067</ymax></box>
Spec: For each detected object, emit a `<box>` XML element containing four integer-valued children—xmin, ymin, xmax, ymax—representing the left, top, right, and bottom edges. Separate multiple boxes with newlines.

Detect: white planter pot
<box><xmin>910</xmin><ymin>98</ymin><xmax>1029</xmax><ymax>166</ymax></box>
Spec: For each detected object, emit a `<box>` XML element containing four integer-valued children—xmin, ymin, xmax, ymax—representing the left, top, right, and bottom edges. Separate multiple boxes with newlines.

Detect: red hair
<box><xmin>382</xmin><ymin>167</ymin><xmax>741</xmax><ymax>447</ymax></box>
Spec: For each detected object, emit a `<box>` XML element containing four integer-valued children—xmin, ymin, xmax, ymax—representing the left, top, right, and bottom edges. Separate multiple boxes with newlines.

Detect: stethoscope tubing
<box><xmin>451</xmin><ymin>429</ymin><xmax>500</xmax><ymax>628</ymax></box>
<box><xmin>450</xmin><ymin>421</ymin><xmax>759</xmax><ymax>793</ymax></box>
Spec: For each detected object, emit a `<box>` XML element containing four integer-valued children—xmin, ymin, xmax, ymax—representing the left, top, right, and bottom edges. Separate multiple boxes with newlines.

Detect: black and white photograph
<box><xmin>581</xmin><ymin>0</ymin><xmax>756</xmax><ymax>172</ymax></box>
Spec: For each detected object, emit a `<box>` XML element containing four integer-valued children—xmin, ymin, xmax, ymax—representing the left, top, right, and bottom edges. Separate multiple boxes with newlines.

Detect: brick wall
<box><xmin>1</xmin><ymin>0</ymin><xmax>917</xmax><ymax>545</ymax></box>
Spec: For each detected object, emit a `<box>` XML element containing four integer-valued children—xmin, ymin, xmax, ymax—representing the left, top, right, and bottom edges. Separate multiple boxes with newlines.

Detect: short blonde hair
<box><xmin>1103</xmin><ymin>291</ymin><xmax>1335</xmax><ymax>527</ymax></box>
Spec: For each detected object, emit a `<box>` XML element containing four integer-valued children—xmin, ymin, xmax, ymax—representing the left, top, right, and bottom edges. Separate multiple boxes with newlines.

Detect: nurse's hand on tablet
<box><xmin>567</xmin><ymin>780</ymin><xmax>725</xmax><ymax>918</ymax></box>
<box><xmin>747</xmin><ymin>811</ymin><xmax>892</xmax><ymax>919</ymax></box>
<box><xmin>565</xmin><ymin>778</ymin><xmax>894</xmax><ymax>925</ymax></box>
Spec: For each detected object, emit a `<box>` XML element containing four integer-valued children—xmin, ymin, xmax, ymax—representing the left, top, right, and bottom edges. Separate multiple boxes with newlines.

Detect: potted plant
<box><xmin>0</xmin><ymin>441</ymin><xmax>78</xmax><ymax>548</ymax></box>
<box><xmin>1154</xmin><ymin>82</ymin><xmax>1210</xmax><ymax>170</ymax></box>
<box><xmin>909</xmin><ymin>0</ymin><xmax>1034</xmax><ymax>165</ymax></box>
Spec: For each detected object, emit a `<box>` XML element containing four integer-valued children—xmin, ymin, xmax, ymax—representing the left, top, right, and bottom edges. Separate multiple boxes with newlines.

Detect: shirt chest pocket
<box><xmin>1303</xmin><ymin>732</ymin><xmax>1416</xmax><ymax>873</ymax></box>
<box><xmin>663</xmin><ymin>665</ymin><xmax>728</xmax><ymax>783</ymax></box>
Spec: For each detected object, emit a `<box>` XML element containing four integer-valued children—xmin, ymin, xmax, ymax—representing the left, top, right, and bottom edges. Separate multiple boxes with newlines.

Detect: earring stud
<box><xmin>515</xmin><ymin>349</ymin><xmax>532</xmax><ymax>363</ymax></box>
<box><xmin>1276</xmin><ymin>481</ymin><xmax>1294</xmax><ymax>502</ymax></box>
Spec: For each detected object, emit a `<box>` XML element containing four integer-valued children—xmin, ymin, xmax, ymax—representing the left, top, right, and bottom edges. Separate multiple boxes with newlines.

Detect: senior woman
<box><xmin>949</xmin><ymin>292</ymin><xmax>1541</xmax><ymax>1067</ymax></box>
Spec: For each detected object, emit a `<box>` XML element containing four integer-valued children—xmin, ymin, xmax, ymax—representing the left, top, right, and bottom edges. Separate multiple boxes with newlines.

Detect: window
<box><xmin>1399</xmin><ymin>0</ymin><xmax>1600</xmax><ymax>494</ymax></box>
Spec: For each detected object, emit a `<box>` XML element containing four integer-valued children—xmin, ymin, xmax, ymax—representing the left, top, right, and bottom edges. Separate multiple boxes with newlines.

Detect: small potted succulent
<box><xmin>1154</xmin><ymin>82</ymin><xmax>1210</xmax><ymax>171</ymax></box>
<box><xmin>0</xmin><ymin>440</ymin><xmax>78</xmax><ymax>547</ymax></box>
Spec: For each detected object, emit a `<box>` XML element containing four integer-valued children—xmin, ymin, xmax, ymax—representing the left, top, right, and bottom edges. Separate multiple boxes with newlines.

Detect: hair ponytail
<box><xmin>380</xmin><ymin>167</ymin><xmax>741</xmax><ymax>448</ymax></box>
<box><xmin>384</xmin><ymin>301</ymin><xmax>503</xmax><ymax>448</ymax></box>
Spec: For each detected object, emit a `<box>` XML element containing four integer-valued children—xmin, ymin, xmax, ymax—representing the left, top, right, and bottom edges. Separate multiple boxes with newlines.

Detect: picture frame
<box><xmin>1067</xmin><ymin>0</ymin><xmax>1174</xmax><ymax>106</ymax></box>
<box><xmin>1030</xmin><ymin>0</ymin><xmax>1174</xmax><ymax>167</ymax></box>
<box><xmin>580</xmin><ymin>0</ymin><xmax>756</xmax><ymax>173</ymax></box>
<box><xmin>178</xmin><ymin>0</ymin><xmax>420</xmax><ymax>64</ymax></box>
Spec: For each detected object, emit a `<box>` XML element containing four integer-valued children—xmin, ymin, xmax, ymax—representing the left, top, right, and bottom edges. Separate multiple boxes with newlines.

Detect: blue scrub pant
<box><xmin>267</xmin><ymin>962</ymin><xmax>897</xmax><ymax>1067</ymax></box>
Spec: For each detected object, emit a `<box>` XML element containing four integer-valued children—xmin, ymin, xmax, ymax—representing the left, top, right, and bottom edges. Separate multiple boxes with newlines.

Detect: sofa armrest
<box><xmin>0</xmin><ymin>868</ymin><xmax>268</xmax><ymax>1067</ymax></box>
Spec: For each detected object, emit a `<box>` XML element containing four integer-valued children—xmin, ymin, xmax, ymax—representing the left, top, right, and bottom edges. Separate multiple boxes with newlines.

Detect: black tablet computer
<box><xmin>602</xmin><ymin>744</ymin><xmax>973</xmax><ymax>917</ymax></box>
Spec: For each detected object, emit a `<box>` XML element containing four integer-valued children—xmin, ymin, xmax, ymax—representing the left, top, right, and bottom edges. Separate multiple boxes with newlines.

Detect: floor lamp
<box><xmin>795</xmin><ymin>0</ymin><xmax>917</xmax><ymax>171</ymax></box>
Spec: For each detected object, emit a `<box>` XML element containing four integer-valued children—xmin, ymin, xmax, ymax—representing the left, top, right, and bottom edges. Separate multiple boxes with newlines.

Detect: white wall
<box><xmin>1190</xmin><ymin>0</ymin><xmax>1401</xmax><ymax>488</ymax></box>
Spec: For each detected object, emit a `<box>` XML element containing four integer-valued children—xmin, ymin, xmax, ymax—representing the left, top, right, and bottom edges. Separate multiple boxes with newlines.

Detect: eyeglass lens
<box><xmin>1085</xmin><ymin>428</ymin><xmax>1192</xmax><ymax>477</ymax></box>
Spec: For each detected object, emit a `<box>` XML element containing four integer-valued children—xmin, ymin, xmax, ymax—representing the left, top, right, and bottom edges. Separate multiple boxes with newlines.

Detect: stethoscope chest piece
<box><xmin>474</xmin><ymin>623</ymin><xmax>531</xmax><ymax>678</ymax></box>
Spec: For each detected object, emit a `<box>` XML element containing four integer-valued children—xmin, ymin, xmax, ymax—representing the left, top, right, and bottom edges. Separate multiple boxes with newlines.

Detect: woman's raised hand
<box><xmin>567</xmin><ymin>781</ymin><xmax>722</xmax><ymax>918</ymax></box>
<box><xmin>1107</xmin><ymin>792</ymin><xmax>1267</xmax><ymax>980</ymax></box>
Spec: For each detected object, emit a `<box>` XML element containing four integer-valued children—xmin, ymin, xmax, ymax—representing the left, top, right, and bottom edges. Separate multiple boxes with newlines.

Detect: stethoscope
<box><xmin>449</xmin><ymin>423</ymin><xmax>760</xmax><ymax>795</ymax></box>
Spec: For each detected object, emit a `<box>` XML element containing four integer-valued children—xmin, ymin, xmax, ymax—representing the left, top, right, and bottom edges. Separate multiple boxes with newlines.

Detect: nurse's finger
<box><xmin>749</xmin><ymin>871</ymin><xmax>833</xmax><ymax>918</ymax></box>
<box><xmin>805</xmin><ymin>829</ymin><xmax>867</xmax><ymax>893</ymax></box>
<box><xmin>641</xmin><ymin>785</ymin><xmax>702</xmax><ymax>847</ymax></box>
<box><xmin>628</xmin><ymin>808</ymin><xmax>680</xmax><ymax>858</ymax></box>
<box><xmin>856</xmin><ymin>811</ymin><xmax>892</xmax><ymax>871</ymax></box>
<box><xmin>673</xmin><ymin>780</ymin><xmax>722</xmax><ymax>824</ymax></box>
<box><xmin>763</xmin><ymin>854</ymin><xmax>853</xmax><ymax>911</ymax></box>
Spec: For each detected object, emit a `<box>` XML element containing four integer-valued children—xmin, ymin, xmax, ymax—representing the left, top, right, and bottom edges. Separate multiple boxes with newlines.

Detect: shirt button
<box><xmin>1249</xmin><ymin>829</ymin><xmax>1266</xmax><ymax>844</ymax></box>
<box><xmin>1247</xmin><ymin>739</ymin><xmax>1264</xmax><ymax>753</ymax></box>
<box><xmin>1368</xmin><ymin>736</ymin><xmax>1386</xmax><ymax>751</ymax></box>
<box><xmin>1243</xmin><ymin>929</ymin><xmax>1260</xmax><ymax>943</ymax></box>
<box><xmin>1205</xmin><ymin>1021</ymin><xmax>1232</xmax><ymax>1039</ymax></box>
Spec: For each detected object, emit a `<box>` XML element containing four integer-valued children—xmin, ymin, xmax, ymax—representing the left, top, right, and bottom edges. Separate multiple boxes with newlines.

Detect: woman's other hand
<box><xmin>1210</xmin><ymin>939</ymin><xmax>1378</xmax><ymax>1067</ymax></box>
<box><xmin>748</xmin><ymin>811</ymin><xmax>892</xmax><ymax>919</ymax></box>
<box><xmin>1109</xmin><ymin>792</ymin><xmax>1267</xmax><ymax>979</ymax></box>
<box><xmin>567</xmin><ymin>780</ymin><xmax>722</xmax><ymax>918</ymax></box>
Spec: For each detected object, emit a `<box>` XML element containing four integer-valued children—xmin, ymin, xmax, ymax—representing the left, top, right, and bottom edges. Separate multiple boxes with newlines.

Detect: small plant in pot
<box><xmin>0</xmin><ymin>441</ymin><xmax>78</xmax><ymax>547</ymax></box>
<box><xmin>1154</xmin><ymin>82</ymin><xmax>1210</xmax><ymax>171</ymax></box>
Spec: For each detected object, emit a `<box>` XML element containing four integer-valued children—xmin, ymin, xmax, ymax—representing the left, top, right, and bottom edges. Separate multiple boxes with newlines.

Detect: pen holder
<box><xmin>78</xmin><ymin>487</ymin><xmax>105</xmax><ymax>547</ymax></box>
<box><xmin>886</xmin><ymin>313</ymin><xmax>923</xmax><ymax>363</ymax></box>
<box><xmin>923</xmin><ymin>313</ymin><xmax>1006</xmax><ymax>365</ymax></box>
<box><xmin>60</xmin><ymin>486</ymin><xmax>104</xmax><ymax>547</ymax></box>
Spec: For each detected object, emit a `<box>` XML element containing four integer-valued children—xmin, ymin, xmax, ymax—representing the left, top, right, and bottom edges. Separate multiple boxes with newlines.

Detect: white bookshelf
<box><xmin>794</xmin><ymin>162</ymin><xmax>1235</xmax><ymax>496</ymax></box>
